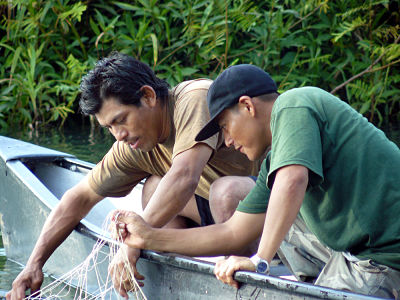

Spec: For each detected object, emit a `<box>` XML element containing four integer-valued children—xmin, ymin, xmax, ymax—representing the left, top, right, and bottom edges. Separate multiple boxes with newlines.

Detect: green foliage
<box><xmin>0</xmin><ymin>0</ymin><xmax>399</xmax><ymax>129</ymax></box>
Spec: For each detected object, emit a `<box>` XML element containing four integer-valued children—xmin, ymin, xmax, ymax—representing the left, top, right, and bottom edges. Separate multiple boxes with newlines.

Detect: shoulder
<box><xmin>273</xmin><ymin>87</ymin><xmax>337</xmax><ymax>114</ymax></box>
<box><xmin>277</xmin><ymin>86</ymin><xmax>328</xmax><ymax>103</ymax></box>
<box><xmin>171</xmin><ymin>79</ymin><xmax>212</xmax><ymax>101</ymax></box>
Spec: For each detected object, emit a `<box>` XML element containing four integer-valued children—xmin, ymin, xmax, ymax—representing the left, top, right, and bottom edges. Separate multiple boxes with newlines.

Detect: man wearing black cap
<box><xmin>111</xmin><ymin>64</ymin><xmax>400</xmax><ymax>298</ymax></box>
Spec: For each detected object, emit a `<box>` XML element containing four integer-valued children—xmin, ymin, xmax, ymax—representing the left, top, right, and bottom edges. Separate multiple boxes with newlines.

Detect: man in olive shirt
<box><xmin>6</xmin><ymin>55</ymin><xmax>262</xmax><ymax>300</ymax></box>
<box><xmin>112</xmin><ymin>64</ymin><xmax>400</xmax><ymax>298</ymax></box>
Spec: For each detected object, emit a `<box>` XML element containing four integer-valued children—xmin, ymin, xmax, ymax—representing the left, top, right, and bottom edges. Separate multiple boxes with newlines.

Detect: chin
<box><xmin>247</xmin><ymin>148</ymin><xmax>266</xmax><ymax>161</ymax></box>
<box><xmin>246</xmin><ymin>154</ymin><xmax>257</xmax><ymax>161</ymax></box>
<box><xmin>141</xmin><ymin>143</ymin><xmax>157</xmax><ymax>152</ymax></box>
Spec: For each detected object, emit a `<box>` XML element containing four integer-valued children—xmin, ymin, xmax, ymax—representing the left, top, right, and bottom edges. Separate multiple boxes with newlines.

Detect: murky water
<box><xmin>0</xmin><ymin>118</ymin><xmax>399</xmax><ymax>296</ymax></box>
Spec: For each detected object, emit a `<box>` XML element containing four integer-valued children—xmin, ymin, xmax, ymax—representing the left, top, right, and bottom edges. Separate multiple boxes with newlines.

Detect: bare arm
<box><xmin>214</xmin><ymin>164</ymin><xmax>308</xmax><ymax>288</ymax></box>
<box><xmin>7</xmin><ymin>177</ymin><xmax>103</xmax><ymax>300</ymax></box>
<box><xmin>116</xmin><ymin>210</ymin><xmax>265</xmax><ymax>257</ymax></box>
<box><xmin>142</xmin><ymin>143</ymin><xmax>213</xmax><ymax>227</ymax></box>
<box><xmin>256</xmin><ymin>164</ymin><xmax>308</xmax><ymax>262</ymax></box>
<box><xmin>27</xmin><ymin>177</ymin><xmax>103</xmax><ymax>267</ymax></box>
<box><xmin>108</xmin><ymin>144</ymin><xmax>212</xmax><ymax>298</ymax></box>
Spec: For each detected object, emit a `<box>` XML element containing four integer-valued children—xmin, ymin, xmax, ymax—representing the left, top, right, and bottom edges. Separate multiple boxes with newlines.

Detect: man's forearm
<box><xmin>26</xmin><ymin>186</ymin><xmax>99</xmax><ymax>268</ymax></box>
<box><xmin>257</xmin><ymin>165</ymin><xmax>308</xmax><ymax>262</ymax></box>
<box><xmin>142</xmin><ymin>169</ymin><xmax>198</xmax><ymax>227</ymax></box>
<box><xmin>141</xmin><ymin>143</ymin><xmax>213</xmax><ymax>228</ymax></box>
<box><xmin>135</xmin><ymin>212</ymin><xmax>265</xmax><ymax>257</ymax></box>
<box><xmin>145</xmin><ymin>224</ymin><xmax>237</xmax><ymax>256</ymax></box>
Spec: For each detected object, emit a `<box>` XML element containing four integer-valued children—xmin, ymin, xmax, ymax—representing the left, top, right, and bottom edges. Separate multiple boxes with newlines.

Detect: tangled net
<box><xmin>25</xmin><ymin>214</ymin><xmax>146</xmax><ymax>300</ymax></box>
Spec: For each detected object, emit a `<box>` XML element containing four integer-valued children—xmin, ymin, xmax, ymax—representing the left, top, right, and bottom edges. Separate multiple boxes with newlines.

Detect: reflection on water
<box><xmin>0</xmin><ymin>117</ymin><xmax>115</xmax><ymax>163</ymax></box>
<box><xmin>0</xmin><ymin>118</ymin><xmax>399</xmax><ymax>294</ymax></box>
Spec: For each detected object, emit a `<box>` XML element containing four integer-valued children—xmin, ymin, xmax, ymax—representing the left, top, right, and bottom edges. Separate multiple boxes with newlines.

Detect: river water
<box><xmin>0</xmin><ymin>119</ymin><xmax>400</xmax><ymax>296</ymax></box>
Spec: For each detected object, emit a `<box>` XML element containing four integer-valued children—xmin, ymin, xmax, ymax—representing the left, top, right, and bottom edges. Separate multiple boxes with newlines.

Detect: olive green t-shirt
<box><xmin>237</xmin><ymin>87</ymin><xmax>400</xmax><ymax>270</ymax></box>
<box><xmin>88</xmin><ymin>79</ymin><xmax>262</xmax><ymax>200</ymax></box>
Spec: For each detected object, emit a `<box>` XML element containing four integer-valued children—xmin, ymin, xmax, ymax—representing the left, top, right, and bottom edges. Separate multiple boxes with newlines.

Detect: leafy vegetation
<box><xmin>0</xmin><ymin>0</ymin><xmax>399</xmax><ymax>129</ymax></box>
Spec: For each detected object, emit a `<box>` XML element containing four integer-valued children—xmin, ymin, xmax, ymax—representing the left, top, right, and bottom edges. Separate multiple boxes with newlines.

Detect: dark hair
<box><xmin>256</xmin><ymin>92</ymin><xmax>279</xmax><ymax>102</ymax></box>
<box><xmin>79</xmin><ymin>51</ymin><xmax>170</xmax><ymax>115</ymax></box>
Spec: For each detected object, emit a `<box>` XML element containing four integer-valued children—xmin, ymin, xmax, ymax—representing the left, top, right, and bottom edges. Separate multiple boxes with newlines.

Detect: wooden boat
<box><xmin>0</xmin><ymin>135</ymin><xmax>382</xmax><ymax>300</ymax></box>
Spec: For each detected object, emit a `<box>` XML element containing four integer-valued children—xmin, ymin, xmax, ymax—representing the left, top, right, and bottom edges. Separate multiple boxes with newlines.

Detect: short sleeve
<box><xmin>88</xmin><ymin>141</ymin><xmax>150</xmax><ymax>197</ymax></box>
<box><xmin>236</xmin><ymin>154</ymin><xmax>271</xmax><ymax>214</ymax></box>
<box><xmin>268</xmin><ymin>107</ymin><xmax>323</xmax><ymax>189</ymax></box>
<box><xmin>172</xmin><ymin>80</ymin><xmax>219</xmax><ymax>158</ymax></box>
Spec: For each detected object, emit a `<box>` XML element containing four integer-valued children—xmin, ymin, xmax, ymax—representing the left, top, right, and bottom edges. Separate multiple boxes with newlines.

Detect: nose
<box><xmin>112</xmin><ymin>127</ymin><xmax>128</xmax><ymax>142</ymax></box>
<box><xmin>224</xmin><ymin>131</ymin><xmax>234</xmax><ymax>147</ymax></box>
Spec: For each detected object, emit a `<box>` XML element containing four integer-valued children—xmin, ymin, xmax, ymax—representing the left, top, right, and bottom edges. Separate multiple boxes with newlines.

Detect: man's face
<box><xmin>95</xmin><ymin>97</ymin><xmax>162</xmax><ymax>152</ymax></box>
<box><xmin>217</xmin><ymin>103</ymin><xmax>268</xmax><ymax>161</ymax></box>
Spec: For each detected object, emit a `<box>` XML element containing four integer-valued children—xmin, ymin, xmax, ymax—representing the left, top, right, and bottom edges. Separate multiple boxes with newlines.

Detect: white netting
<box><xmin>25</xmin><ymin>214</ymin><xmax>146</xmax><ymax>300</ymax></box>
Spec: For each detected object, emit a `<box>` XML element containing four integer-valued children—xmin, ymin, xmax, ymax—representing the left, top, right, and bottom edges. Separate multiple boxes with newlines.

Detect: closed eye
<box><xmin>116</xmin><ymin>116</ymin><xmax>126</xmax><ymax>124</ymax></box>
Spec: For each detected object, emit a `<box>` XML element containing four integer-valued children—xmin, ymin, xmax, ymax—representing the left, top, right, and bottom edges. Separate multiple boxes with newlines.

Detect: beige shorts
<box><xmin>277</xmin><ymin>217</ymin><xmax>400</xmax><ymax>299</ymax></box>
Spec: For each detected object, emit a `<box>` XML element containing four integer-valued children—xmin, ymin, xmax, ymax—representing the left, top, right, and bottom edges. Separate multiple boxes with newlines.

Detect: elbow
<box><xmin>60</xmin><ymin>185</ymin><xmax>98</xmax><ymax>220</ymax></box>
<box><xmin>170</xmin><ymin>167</ymin><xmax>200</xmax><ymax>194</ymax></box>
<box><xmin>278</xmin><ymin>165</ymin><xmax>309</xmax><ymax>195</ymax></box>
<box><xmin>186</xmin><ymin>176</ymin><xmax>200</xmax><ymax>193</ymax></box>
<box><xmin>291</xmin><ymin>167</ymin><xmax>309</xmax><ymax>190</ymax></box>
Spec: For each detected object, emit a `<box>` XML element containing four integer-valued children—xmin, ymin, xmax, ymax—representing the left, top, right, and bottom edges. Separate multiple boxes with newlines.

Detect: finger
<box><xmin>120</xmin><ymin>268</ymin><xmax>138</xmax><ymax>293</ymax></box>
<box><xmin>130</xmin><ymin>264</ymin><xmax>145</xmax><ymax>281</ymax></box>
<box><xmin>118</xmin><ymin>213</ymin><xmax>138</xmax><ymax>225</ymax></box>
<box><xmin>214</xmin><ymin>258</ymin><xmax>227</xmax><ymax>274</ymax></box>
<box><xmin>112</xmin><ymin>268</ymin><xmax>129</xmax><ymax>299</ymax></box>
<box><xmin>30</xmin><ymin>289</ymin><xmax>41</xmax><ymax>299</ymax></box>
<box><xmin>113</xmin><ymin>223</ymin><xmax>127</xmax><ymax>241</ymax></box>
<box><xmin>112</xmin><ymin>210</ymin><xmax>135</xmax><ymax>222</ymax></box>
<box><xmin>214</xmin><ymin>259</ymin><xmax>230</xmax><ymax>275</ymax></box>
<box><xmin>109</xmin><ymin>223</ymin><xmax>127</xmax><ymax>241</ymax></box>
<box><xmin>110</xmin><ymin>210</ymin><xmax>122</xmax><ymax>222</ymax></box>
<box><xmin>117</xmin><ymin>222</ymin><xmax>127</xmax><ymax>234</ymax></box>
<box><xmin>224</xmin><ymin>265</ymin><xmax>240</xmax><ymax>288</ymax></box>
<box><xmin>133</xmin><ymin>268</ymin><xmax>145</xmax><ymax>281</ymax></box>
<box><xmin>113</xmin><ymin>281</ymin><xmax>128</xmax><ymax>300</ymax></box>
<box><xmin>110</xmin><ymin>263</ymin><xmax>125</xmax><ymax>289</ymax></box>
<box><xmin>214</xmin><ymin>260</ymin><xmax>240</xmax><ymax>289</ymax></box>
<box><xmin>122</xmin><ymin>280</ymin><xmax>135</xmax><ymax>293</ymax></box>
<box><xmin>13</xmin><ymin>283</ymin><xmax>28</xmax><ymax>300</ymax></box>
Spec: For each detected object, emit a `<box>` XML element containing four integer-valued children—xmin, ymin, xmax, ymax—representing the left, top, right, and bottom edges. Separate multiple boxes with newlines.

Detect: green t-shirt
<box><xmin>237</xmin><ymin>87</ymin><xmax>400</xmax><ymax>270</ymax></box>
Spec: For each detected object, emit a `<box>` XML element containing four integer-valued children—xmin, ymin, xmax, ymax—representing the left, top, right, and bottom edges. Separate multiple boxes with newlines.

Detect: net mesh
<box><xmin>25</xmin><ymin>214</ymin><xmax>146</xmax><ymax>300</ymax></box>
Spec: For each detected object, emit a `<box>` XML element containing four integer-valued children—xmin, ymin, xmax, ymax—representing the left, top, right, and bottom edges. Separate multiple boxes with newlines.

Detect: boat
<box><xmin>0</xmin><ymin>135</ymin><xmax>383</xmax><ymax>300</ymax></box>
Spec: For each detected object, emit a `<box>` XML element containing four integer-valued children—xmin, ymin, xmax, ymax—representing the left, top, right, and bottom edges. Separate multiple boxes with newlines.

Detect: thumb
<box><xmin>30</xmin><ymin>282</ymin><xmax>42</xmax><ymax>297</ymax></box>
<box><xmin>118</xmin><ymin>212</ymin><xmax>139</xmax><ymax>224</ymax></box>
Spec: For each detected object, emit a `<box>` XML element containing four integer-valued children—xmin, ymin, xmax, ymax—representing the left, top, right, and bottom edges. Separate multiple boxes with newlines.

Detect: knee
<box><xmin>209</xmin><ymin>176</ymin><xmax>254</xmax><ymax>223</ymax></box>
<box><xmin>141</xmin><ymin>175</ymin><xmax>162</xmax><ymax>209</ymax></box>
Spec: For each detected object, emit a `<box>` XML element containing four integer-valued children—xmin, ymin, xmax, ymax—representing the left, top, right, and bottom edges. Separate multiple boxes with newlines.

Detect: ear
<box><xmin>139</xmin><ymin>85</ymin><xmax>157</xmax><ymax>108</ymax></box>
<box><xmin>238</xmin><ymin>95</ymin><xmax>256</xmax><ymax>117</ymax></box>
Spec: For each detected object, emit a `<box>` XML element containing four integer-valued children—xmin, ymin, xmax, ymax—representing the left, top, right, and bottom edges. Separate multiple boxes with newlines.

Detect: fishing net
<box><xmin>25</xmin><ymin>214</ymin><xmax>146</xmax><ymax>300</ymax></box>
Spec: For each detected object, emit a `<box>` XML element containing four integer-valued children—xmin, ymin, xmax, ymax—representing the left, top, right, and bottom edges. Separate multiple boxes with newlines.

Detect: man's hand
<box><xmin>214</xmin><ymin>256</ymin><xmax>255</xmax><ymax>289</ymax></box>
<box><xmin>108</xmin><ymin>245</ymin><xmax>145</xmax><ymax>299</ymax></box>
<box><xmin>6</xmin><ymin>265</ymin><xmax>44</xmax><ymax>300</ymax></box>
<box><xmin>110</xmin><ymin>210</ymin><xmax>153</xmax><ymax>249</ymax></box>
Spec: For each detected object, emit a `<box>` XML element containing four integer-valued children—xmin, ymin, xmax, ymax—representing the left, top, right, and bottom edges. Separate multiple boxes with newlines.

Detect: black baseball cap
<box><xmin>195</xmin><ymin>64</ymin><xmax>277</xmax><ymax>141</ymax></box>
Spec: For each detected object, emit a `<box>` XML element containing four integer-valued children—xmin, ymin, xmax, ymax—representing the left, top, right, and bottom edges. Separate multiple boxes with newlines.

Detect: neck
<box><xmin>258</xmin><ymin>99</ymin><xmax>276</xmax><ymax>145</ymax></box>
<box><xmin>158</xmin><ymin>97</ymin><xmax>171</xmax><ymax>143</ymax></box>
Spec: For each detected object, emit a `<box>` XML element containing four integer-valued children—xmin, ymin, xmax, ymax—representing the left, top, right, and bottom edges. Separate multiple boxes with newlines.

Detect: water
<box><xmin>0</xmin><ymin>118</ymin><xmax>399</xmax><ymax>296</ymax></box>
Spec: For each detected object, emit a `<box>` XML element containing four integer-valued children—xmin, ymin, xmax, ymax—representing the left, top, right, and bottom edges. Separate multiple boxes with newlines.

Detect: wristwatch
<box><xmin>250</xmin><ymin>254</ymin><xmax>270</xmax><ymax>274</ymax></box>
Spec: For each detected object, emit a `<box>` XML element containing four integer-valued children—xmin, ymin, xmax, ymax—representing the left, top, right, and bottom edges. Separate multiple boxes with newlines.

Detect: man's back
<box><xmin>269</xmin><ymin>86</ymin><xmax>400</xmax><ymax>269</ymax></box>
<box><xmin>88</xmin><ymin>79</ymin><xmax>262</xmax><ymax>200</ymax></box>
